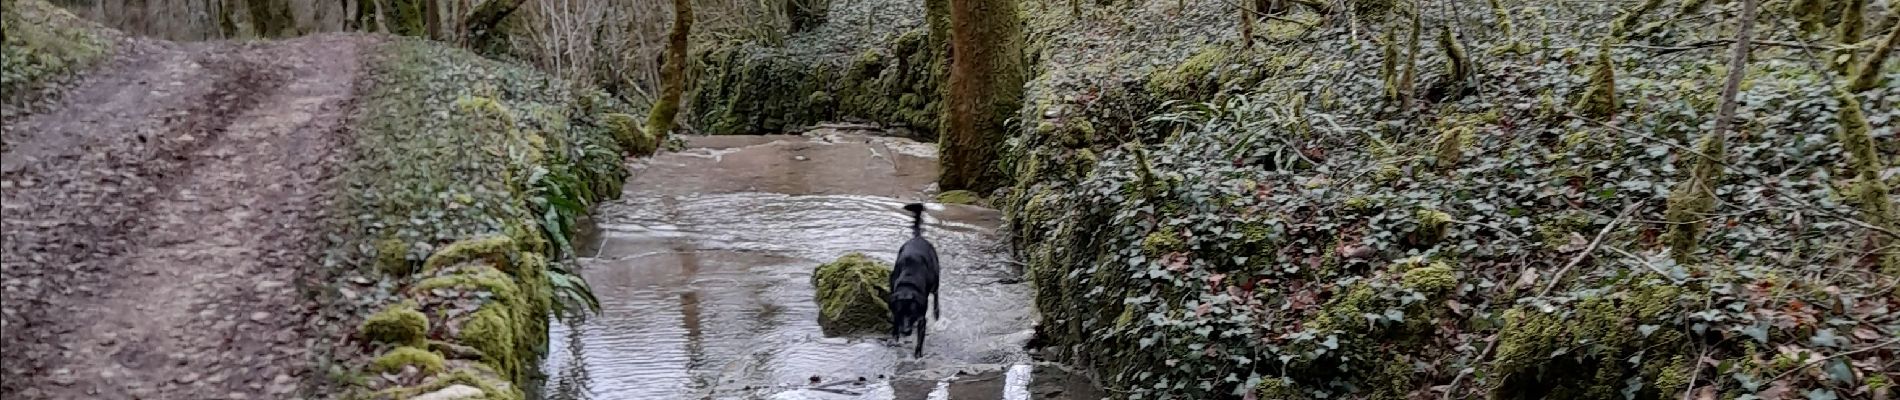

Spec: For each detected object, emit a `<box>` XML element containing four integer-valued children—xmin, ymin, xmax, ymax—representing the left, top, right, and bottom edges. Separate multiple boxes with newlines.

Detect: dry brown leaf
<box><xmin>1758</xmin><ymin>381</ymin><xmax>1792</xmax><ymax>400</ymax></box>
<box><xmin>1513</xmin><ymin>267</ymin><xmax>1540</xmax><ymax>290</ymax></box>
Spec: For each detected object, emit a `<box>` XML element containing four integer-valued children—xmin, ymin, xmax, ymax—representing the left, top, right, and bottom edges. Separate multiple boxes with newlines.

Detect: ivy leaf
<box><xmin>1637</xmin><ymin>324</ymin><xmax>1660</xmax><ymax>337</ymax></box>
<box><xmin>1383</xmin><ymin>308</ymin><xmax>1405</xmax><ymax>323</ymax></box>
<box><xmin>1802</xmin><ymin>389</ymin><xmax>1838</xmax><ymax>400</ymax></box>
<box><xmin>1821</xmin><ymin>359</ymin><xmax>1855</xmax><ymax>385</ymax></box>
<box><xmin>1808</xmin><ymin>329</ymin><xmax>1844</xmax><ymax>348</ymax></box>
<box><xmin>1741</xmin><ymin>323</ymin><xmax>1769</xmax><ymax>344</ymax></box>
<box><xmin>1321</xmin><ymin>335</ymin><xmax>1339</xmax><ymax>350</ymax></box>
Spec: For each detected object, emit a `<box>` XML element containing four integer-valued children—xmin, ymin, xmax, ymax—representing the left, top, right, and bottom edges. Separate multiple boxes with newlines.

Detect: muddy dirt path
<box><xmin>0</xmin><ymin>34</ymin><xmax>372</xmax><ymax>399</ymax></box>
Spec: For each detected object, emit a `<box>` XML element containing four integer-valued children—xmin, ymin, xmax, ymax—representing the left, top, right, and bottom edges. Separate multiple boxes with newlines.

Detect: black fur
<box><xmin>889</xmin><ymin>203</ymin><xmax>940</xmax><ymax>358</ymax></box>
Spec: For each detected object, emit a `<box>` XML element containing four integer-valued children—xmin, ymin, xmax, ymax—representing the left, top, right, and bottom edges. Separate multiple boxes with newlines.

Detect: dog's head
<box><xmin>887</xmin><ymin>284</ymin><xmax>926</xmax><ymax>336</ymax></box>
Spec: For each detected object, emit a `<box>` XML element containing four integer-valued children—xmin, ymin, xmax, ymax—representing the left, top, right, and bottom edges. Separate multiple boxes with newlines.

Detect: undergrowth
<box><xmin>0</xmin><ymin>0</ymin><xmax>110</xmax><ymax>106</ymax></box>
<box><xmin>311</xmin><ymin>38</ymin><xmax>630</xmax><ymax>398</ymax></box>
<box><xmin>1007</xmin><ymin>0</ymin><xmax>1899</xmax><ymax>398</ymax></box>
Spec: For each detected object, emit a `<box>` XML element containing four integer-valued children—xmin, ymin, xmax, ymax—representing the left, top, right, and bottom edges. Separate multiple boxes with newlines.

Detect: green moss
<box><xmin>936</xmin><ymin>190</ymin><xmax>985</xmax><ymax>205</ymax></box>
<box><xmin>422</xmin><ymin>236</ymin><xmax>517</xmax><ymax>274</ymax></box>
<box><xmin>370</xmin><ymin>346</ymin><xmax>446</xmax><ymax>375</ymax></box>
<box><xmin>377</xmin><ymin>238</ymin><xmax>414</xmax><ymax>277</ymax></box>
<box><xmin>602</xmin><ymin>113</ymin><xmax>657</xmax><ymax>156</ymax></box>
<box><xmin>1493</xmin><ymin>280</ymin><xmax>1691</xmax><ymax>398</ymax></box>
<box><xmin>811</xmin><ymin>253</ymin><xmax>894</xmax><ymax>336</ymax></box>
<box><xmin>1254</xmin><ymin>377</ymin><xmax>1303</xmax><ymax>399</ymax></box>
<box><xmin>1148</xmin><ymin>46</ymin><xmax>1234</xmax><ymax>100</ymax></box>
<box><xmin>1434</xmin><ymin>126</ymin><xmax>1470</xmax><ymax>170</ymax></box>
<box><xmin>1608</xmin><ymin>0</ymin><xmax>1663</xmax><ymax>38</ymax></box>
<box><xmin>1415</xmin><ymin>208</ymin><xmax>1453</xmax><ymax>244</ymax></box>
<box><xmin>1069</xmin><ymin>148</ymin><xmax>1099</xmax><ymax>179</ymax></box>
<box><xmin>372</xmin><ymin>365</ymin><xmax>523</xmax><ymax>400</ymax></box>
<box><xmin>1573</xmin><ymin>44</ymin><xmax>1618</xmax><ymax>118</ymax></box>
<box><xmin>1400</xmin><ymin>260</ymin><xmax>1456</xmax><ymax>294</ymax></box>
<box><xmin>1142</xmin><ymin>230</ymin><xmax>1184</xmax><ymax>256</ymax></box>
<box><xmin>459</xmin><ymin>306</ymin><xmax>520</xmax><ymax>385</ymax></box>
<box><xmin>1664</xmin><ymin>127</ymin><xmax>1727</xmax><ymax>263</ymax></box>
<box><xmin>362</xmin><ymin>304</ymin><xmax>430</xmax><ymax>346</ymax></box>
<box><xmin>1438</xmin><ymin>27</ymin><xmax>1471</xmax><ymax>89</ymax></box>
<box><xmin>1848</xmin><ymin>26</ymin><xmax>1896</xmax><ymax>92</ymax></box>
<box><xmin>1</xmin><ymin>0</ymin><xmax>111</xmax><ymax>103</ymax></box>
<box><xmin>1342</xmin><ymin>196</ymin><xmax>1377</xmax><ymax>214</ymax></box>
<box><xmin>1537</xmin><ymin>211</ymin><xmax>1594</xmax><ymax>249</ymax></box>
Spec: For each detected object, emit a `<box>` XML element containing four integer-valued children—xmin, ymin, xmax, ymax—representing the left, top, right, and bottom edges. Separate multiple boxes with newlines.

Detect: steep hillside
<box><xmin>1003</xmin><ymin>0</ymin><xmax>1899</xmax><ymax>398</ymax></box>
<box><xmin>1</xmin><ymin>0</ymin><xmax>111</xmax><ymax>106</ymax></box>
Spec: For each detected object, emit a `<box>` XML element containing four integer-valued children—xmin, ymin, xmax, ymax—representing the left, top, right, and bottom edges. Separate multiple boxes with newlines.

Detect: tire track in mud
<box><xmin>1</xmin><ymin>34</ymin><xmax>373</xmax><ymax>400</ymax></box>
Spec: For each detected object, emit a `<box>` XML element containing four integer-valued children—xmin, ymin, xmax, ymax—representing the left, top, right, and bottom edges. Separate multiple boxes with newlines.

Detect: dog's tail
<box><xmin>903</xmin><ymin>203</ymin><xmax>927</xmax><ymax>238</ymax></box>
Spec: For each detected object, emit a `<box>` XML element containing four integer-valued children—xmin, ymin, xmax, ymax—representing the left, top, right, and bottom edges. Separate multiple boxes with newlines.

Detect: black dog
<box><xmin>887</xmin><ymin>203</ymin><xmax>940</xmax><ymax>358</ymax></box>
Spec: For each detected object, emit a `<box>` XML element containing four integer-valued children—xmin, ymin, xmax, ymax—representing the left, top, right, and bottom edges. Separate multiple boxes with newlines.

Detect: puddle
<box><xmin>540</xmin><ymin>132</ymin><xmax>1062</xmax><ymax>400</ymax></box>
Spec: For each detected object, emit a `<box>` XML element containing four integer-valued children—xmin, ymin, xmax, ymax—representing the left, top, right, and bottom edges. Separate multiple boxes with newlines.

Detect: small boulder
<box><xmin>812</xmin><ymin>253</ymin><xmax>893</xmax><ymax>336</ymax></box>
<box><xmin>936</xmin><ymin>190</ymin><xmax>986</xmax><ymax>206</ymax></box>
<box><xmin>369</xmin><ymin>346</ymin><xmax>446</xmax><ymax>375</ymax></box>
<box><xmin>411</xmin><ymin>384</ymin><xmax>485</xmax><ymax>400</ymax></box>
<box><xmin>361</xmin><ymin>304</ymin><xmax>429</xmax><ymax>346</ymax></box>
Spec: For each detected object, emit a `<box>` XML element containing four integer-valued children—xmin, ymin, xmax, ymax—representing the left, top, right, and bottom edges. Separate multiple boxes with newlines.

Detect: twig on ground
<box><xmin>1766</xmin><ymin>337</ymin><xmax>1900</xmax><ymax>383</ymax></box>
<box><xmin>1541</xmin><ymin>202</ymin><xmax>1644</xmax><ymax>296</ymax></box>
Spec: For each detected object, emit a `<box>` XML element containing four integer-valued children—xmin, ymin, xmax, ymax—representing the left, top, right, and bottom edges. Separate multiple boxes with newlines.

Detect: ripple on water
<box><xmin>541</xmin><ymin>190</ymin><xmax>1033</xmax><ymax>400</ymax></box>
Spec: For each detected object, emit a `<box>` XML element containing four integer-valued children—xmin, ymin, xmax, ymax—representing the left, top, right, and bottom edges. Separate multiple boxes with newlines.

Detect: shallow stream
<box><xmin>538</xmin><ymin>132</ymin><xmax>1097</xmax><ymax>400</ymax></box>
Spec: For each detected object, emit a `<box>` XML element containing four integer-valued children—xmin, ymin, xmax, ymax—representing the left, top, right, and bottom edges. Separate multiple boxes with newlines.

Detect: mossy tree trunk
<box><xmin>1663</xmin><ymin>0</ymin><xmax>1755</xmax><ymax>263</ymax></box>
<box><xmin>1832</xmin><ymin>92</ymin><xmax>1898</xmax><ymax>272</ymax></box>
<box><xmin>217</xmin><ymin>0</ymin><xmax>239</xmax><ymax>38</ymax></box>
<box><xmin>1834</xmin><ymin>0</ymin><xmax>1865</xmax><ymax>72</ymax></box>
<box><xmin>463</xmin><ymin>0</ymin><xmax>525</xmax><ymax>51</ymax></box>
<box><xmin>1847</xmin><ymin>22</ymin><xmax>1896</xmax><ymax>92</ymax></box>
<box><xmin>1239</xmin><ymin>1</ymin><xmax>1255</xmax><ymax>48</ymax></box>
<box><xmin>246</xmin><ymin>0</ymin><xmax>295</xmax><ymax>37</ymax></box>
<box><xmin>645</xmin><ymin>0</ymin><xmax>692</xmax><ymax>144</ymax></box>
<box><xmin>941</xmin><ymin>0</ymin><xmax>1026</xmax><ymax>192</ymax></box>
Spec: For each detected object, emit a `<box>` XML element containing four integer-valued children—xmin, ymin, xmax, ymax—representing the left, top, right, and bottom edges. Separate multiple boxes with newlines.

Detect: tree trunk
<box><xmin>246</xmin><ymin>0</ymin><xmax>294</xmax><ymax>37</ymax></box>
<box><xmin>1239</xmin><ymin>0</ymin><xmax>1253</xmax><ymax>48</ymax></box>
<box><xmin>644</xmin><ymin>0</ymin><xmax>692</xmax><ymax>145</ymax></box>
<box><xmin>464</xmin><ymin>0</ymin><xmax>526</xmax><ymax>52</ymax></box>
<box><xmin>940</xmin><ymin>0</ymin><xmax>1026</xmax><ymax>192</ymax></box>
<box><xmin>424</xmin><ymin>0</ymin><xmax>441</xmax><ymax>39</ymax></box>
<box><xmin>1663</xmin><ymin>0</ymin><xmax>1754</xmax><ymax>263</ymax></box>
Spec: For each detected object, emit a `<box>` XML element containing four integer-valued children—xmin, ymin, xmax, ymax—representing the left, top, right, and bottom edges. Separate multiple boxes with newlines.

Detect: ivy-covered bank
<box><xmin>685</xmin><ymin>0</ymin><xmax>949</xmax><ymax>135</ymax></box>
<box><xmin>1</xmin><ymin>0</ymin><xmax>111</xmax><ymax>105</ymax></box>
<box><xmin>1002</xmin><ymin>0</ymin><xmax>1899</xmax><ymax>399</ymax></box>
<box><xmin>309</xmin><ymin>39</ymin><xmax>643</xmax><ymax>399</ymax></box>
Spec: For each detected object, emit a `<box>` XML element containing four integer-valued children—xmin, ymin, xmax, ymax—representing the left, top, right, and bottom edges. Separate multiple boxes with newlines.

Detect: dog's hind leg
<box><xmin>913</xmin><ymin>319</ymin><xmax>927</xmax><ymax>358</ymax></box>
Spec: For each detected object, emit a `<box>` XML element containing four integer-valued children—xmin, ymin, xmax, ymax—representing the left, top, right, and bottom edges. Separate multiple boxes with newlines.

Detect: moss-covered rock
<box><xmin>812</xmin><ymin>253</ymin><xmax>893</xmax><ymax>336</ymax></box>
<box><xmin>458</xmin><ymin>305</ymin><xmax>520</xmax><ymax>385</ymax></box>
<box><xmin>371</xmin><ymin>346</ymin><xmax>447</xmax><ymax>375</ymax></box>
<box><xmin>936</xmin><ymin>190</ymin><xmax>986</xmax><ymax>205</ymax></box>
<box><xmin>602</xmin><ymin>113</ymin><xmax>657</xmax><ymax>156</ymax></box>
<box><xmin>371</xmin><ymin>366</ymin><xmax>522</xmax><ymax>400</ymax></box>
<box><xmin>1492</xmin><ymin>279</ymin><xmax>1693</xmax><ymax>399</ymax></box>
<box><xmin>422</xmin><ymin>236</ymin><xmax>517</xmax><ymax>274</ymax></box>
<box><xmin>362</xmin><ymin>304</ymin><xmax>430</xmax><ymax>346</ymax></box>
<box><xmin>377</xmin><ymin>238</ymin><xmax>415</xmax><ymax>277</ymax></box>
